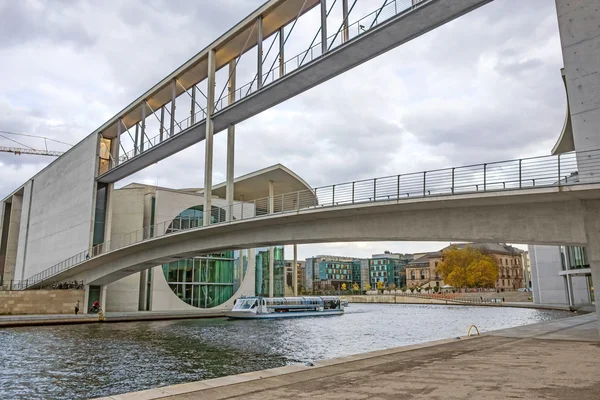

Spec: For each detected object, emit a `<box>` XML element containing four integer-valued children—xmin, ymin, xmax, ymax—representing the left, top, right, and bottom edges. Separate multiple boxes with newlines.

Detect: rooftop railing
<box><xmin>21</xmin><ymin>148</ymin><xmax>600</xmax><ymax>289</ymax></box>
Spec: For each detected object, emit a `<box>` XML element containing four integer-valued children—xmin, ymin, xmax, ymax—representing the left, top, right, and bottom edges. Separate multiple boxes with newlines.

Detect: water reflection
<box><xmin>0</xmin><ymin>304</ymin><xmax>571</xmax><ymax>399</ymax></box>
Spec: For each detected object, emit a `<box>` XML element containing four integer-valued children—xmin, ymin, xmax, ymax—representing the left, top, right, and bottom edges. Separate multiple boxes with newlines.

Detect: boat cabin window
<box><xmin>233</xmin><ymin>299</ymin><xmax>257</xmax><ymax>310</ymax></box>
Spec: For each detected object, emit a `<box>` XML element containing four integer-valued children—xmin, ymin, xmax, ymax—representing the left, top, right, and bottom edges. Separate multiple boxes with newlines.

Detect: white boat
<box><xmin>226</xmin><ymin>296</ymin><xmax>344</xmax><ymax>319</ymax></box>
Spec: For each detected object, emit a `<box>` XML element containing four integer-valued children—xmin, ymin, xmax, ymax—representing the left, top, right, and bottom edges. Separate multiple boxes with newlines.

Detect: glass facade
<box><xmin>98</xmin><ymin>137</ymin><xmax>111</xmax><ymax>175</ymax></box>
<box><xmin>166</xmin><ymin>205</ymin><xmax>227</xmax><ymax>233</ymax></box>
<box><xmin>92</xmin><ymin>182</ymin><xmax>108</xmax><ymax>248</ymax></box>
<box><xmin>162</xmin><ymin>252</ymin><xmax>236</xmax><ymax>308</ymax></box>
<box><xmin>161</xmin><ymin>205</ymin><xmax>242</xmax><ymax>308</ymax></box>
<box><xmin>559</xmin><ymin>246</ymin><xmax>589</xmax><ymax>270</ymax></box>
<box><xmin>255</xmin><ymin>247</ymin><xmax>285</xmax><ymax>297</ymax></box>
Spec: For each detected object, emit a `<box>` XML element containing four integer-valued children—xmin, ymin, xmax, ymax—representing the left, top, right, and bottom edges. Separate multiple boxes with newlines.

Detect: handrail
<box><xmin>113</xmin><ymin>0</ymin><xmax>434</xmax><ymax>165</ymax></box>
<box><xmin>20</xmin><ymin>148</ymin><xmax>600</xmax><ymax>289</ymax></box>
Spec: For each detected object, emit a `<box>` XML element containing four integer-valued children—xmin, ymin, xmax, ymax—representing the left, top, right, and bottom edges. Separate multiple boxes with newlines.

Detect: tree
<box><xmin>388</xmin><ymin>283</ymin><xmax>397</xmax><ymax>291</ymax></box>
<box><xmin>376</xmin><ymin>281</ymin><xmax>385</xmax><ymax>292</ymax></box>
<box><xmin>365</xmin><ymin>283</ymin><xmax>371</xmax><ymax>291</ymax></box>
<box><xmin>436</xmin><ymin>246</ymin><xmax>499</xmax><ymax>289</ymax></box>
<box><xmin>341</xmin><ymin>283</ymin><xmax>347</xmax><ymax>291</ymax></box>
<box><xmin>352</xmin><ymin>282</ymin><xmax>360</xmax><ymax>292</ymax></box>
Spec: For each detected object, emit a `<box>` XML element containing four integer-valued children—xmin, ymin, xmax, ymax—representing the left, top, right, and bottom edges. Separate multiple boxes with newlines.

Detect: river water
<box><xmin>0</xmin><ymin>304</ymin><xmax>571</xmax><ymax>399</ymax></box>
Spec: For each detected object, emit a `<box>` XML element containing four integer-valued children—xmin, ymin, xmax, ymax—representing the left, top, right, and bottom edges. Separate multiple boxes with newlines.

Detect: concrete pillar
<box><xmin>134</xmin><ymin>123</ymin><xmax>139</xmax><ymax>156</ymax></box>
<box><xmin>279</xmin><ymin>27</ymin><xmax>285</xmax><ymax>77</ymax></box>
<box><xmin>83</xmin><ymin>284</ymin><xmax>90</xmax><ymax>314</ymax></box>
<box><xmin>103</xmin><ymin>184</ymin><xmax>114</xmax><ymax>252</ymax></box>
<box><xmin>293</xmin><ymin>244</ymin><xmax>298</xmax><ymax>296</ymax></box>
<box><xmin>268</xmin><ymin>180</ymin><xmax>274</xmax><ymax>214</ymax></box>
<box><xmin>321</xmin><ymin>0</ymin><xmax>328</xmax><ymax>55</ymax></box>
<box><xmin>204</xmin><ymin>49</ymin><xmax>216</xmax><ymax>227</ymax></box>
<box><xmin>555</xmin><ymin>0</ymin><xmax>600</xmax><ymax>180</ymax></box>
<box><xmin>114</xmin><ymin>120</ymin><xmax>121</xmax><ymax>167</ymax></box>
<box><xmin>100</xmin><ymin>285</ymin><xmax>107</xmax><ymax>311</ymax></box>
<box><xmin>566</xmin><ymin>275</ymin><xmax>575</xmax><ymax>307</ymax></box>
<box><xmin>191</xmin><ymin>86</ymin><xmax>196</xmax><ymax>125</ymax></box>
<box><xmin>170</xmin><ymin>79</ymin><xmax>177</xmax><ymax>136</ymax></box>
<box><xmin>582</xmin><ymin>199</ymin><xmax>600</xmax><ymax>330</ymax></box>
<box><xmin>257</xmin><ymin>15</ymin><xmax>263</xmax><ymax>89</ymax></box>
<box><xmin>226</xmin><ymin>60</ymin><xmax>236</xmax><ymax>222</ymax></box>
<box><xmin>342</xmin><ymin>0</ymin><xmax>349</xmax><ymax>42</ymax></box>
<box><xmin>160</xmin><ymin>107</ymin><xmax>165</xmax><ymax>141</ymax></box>
<box><xmin>269</xmin><ymin>246</ymin><xmax>274</xmax><ymax>297</ymax></box>
<box><xmin>139</xmin><ymin>270</ymin><xmax>148</xmax><ymax>311</ymax></box>
<box><xmin>140</xmin><ymin>101</ymin><xmax>146</xmax><ymax>152</ymax></box>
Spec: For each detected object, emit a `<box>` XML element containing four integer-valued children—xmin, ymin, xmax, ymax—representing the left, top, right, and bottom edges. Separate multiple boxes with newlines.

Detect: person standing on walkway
<box><xmin>75</xmin><ymin>301</ymin><xmax>80</xmax><ymax>315</ymax></box>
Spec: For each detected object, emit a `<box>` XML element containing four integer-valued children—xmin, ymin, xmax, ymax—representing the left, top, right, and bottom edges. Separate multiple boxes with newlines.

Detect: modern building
<box><xmin>528</xmin><ymin>245</ymin><xmax>594</xmax><ymax>307</ymax></box>
<box><xmin>0</xmin><ymin>160</ymin><xmax>312</xmax><ymax>312</ymax></box>
<box><xmin>304</xmin><ymin>255</ymin><xmax>365</xmax><ymax>292</ymax></box>
<box><xmin>405</xmin><ymin>243</ymin><xmax>524</xmax><ymax>291</ymax></box>
<box><xmin>370</xmin><ymin>251</ymin><xmax>413</xmax><ymax>289</ymax></box>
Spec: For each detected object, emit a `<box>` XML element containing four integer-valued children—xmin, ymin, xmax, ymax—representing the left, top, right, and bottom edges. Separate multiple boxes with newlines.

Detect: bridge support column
<box><xmin>268</xmin><ymin>180</ymin><xmax>274</xmax><ymax>297</ymax></box>
<box><xmin>257</xmin><ymin>15</ymin><xmax>263</xmax><ymax>89</ymax></box>
<box><xmin>583</xmin><ymin>200</ymin><xmax>600</xmax><ymax>331</ymax></box>
<box><xmin>293</xmin><ymin>244</ymin><xmax>298</xmax><ymax>296</ymax></box>
<box><xmin>139</xmin><ymin>270</ymin><xmax>148</xmax><ymax>311</ymax></box>
<box><xmin>204</xmin><ymin>49</ymin><xmax>216</xmax><ymax>227</ymax></box>
<box><xmin>100</xmin><ymin>285</ymin><xmax>107</xmax><ymax>312</ymax></box>
<box><xmin>321</xmin><ymin>0</ymin><xmax>328</xmax><ymax>55</ymax></box>
<box><xmin>170</xmin><ymin>79</ymin><xmax>176</xmax><ymax>137</ymax></box>
<box><xmin>269</xmin><ymin>246</ymin><xmax>274</xmax><ymax>298</ymax></box>
<box><xmin>226</xmin><ymin>60</ymin><xmax>236</xmax><ymax>222</ymax></box>
<box><xmin>279</xmin><ymin>27</ymin><xmax>285</xmax><ymax>77</ymax></box>
<box><xmin>342</xmin><ymin>0</ymin><xmax>349</xmax><ymax>42</ymax></box>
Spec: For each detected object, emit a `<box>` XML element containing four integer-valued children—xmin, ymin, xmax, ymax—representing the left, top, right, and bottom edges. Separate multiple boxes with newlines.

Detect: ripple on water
<box><xmin>0</xmin><ymin>304</ymin><xmax>571</xmax><ymax>399</ymax></box>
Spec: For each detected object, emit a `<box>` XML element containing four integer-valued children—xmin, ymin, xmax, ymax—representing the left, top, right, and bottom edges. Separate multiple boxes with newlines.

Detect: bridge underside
<box><xmin>40</xmin><ymin>185</ymin><xmax>600</xmax><ymax>287</ymax></box>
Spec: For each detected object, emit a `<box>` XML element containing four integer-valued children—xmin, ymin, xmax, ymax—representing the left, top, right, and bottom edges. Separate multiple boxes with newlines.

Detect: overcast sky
<box><xmin>0</xmin><ymin>0</ymin><xmax>565</xmax><ymax>259</ymax></box>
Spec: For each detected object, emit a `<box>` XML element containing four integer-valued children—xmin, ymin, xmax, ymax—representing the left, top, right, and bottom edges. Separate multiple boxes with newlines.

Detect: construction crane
<box><xmin>0</xmin><ymin>130</ymin><xmax>71</xmax><ymax>157</ymax></box>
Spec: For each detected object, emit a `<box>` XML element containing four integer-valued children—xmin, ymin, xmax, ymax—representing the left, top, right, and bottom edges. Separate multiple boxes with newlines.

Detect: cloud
<box><xmin>0</xmin><ymin>0</ymin><xmax>566</xmax><ymax>257</ymax></box>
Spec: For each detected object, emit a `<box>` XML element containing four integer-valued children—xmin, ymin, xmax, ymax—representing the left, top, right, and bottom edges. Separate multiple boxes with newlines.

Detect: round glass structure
<box><xmin>162</xmin><ymin>205</ymin><xmax>245</xmax><ymax>308</ymax></box>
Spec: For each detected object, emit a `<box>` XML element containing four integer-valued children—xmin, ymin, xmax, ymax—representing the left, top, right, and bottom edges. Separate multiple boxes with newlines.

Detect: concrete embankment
<box><xmin>0</xmin><ymin>289</ymin><xmax>84</xmax><ymax>315</ymax></box>
<box><xmin>346</xmin><ymin>294</ymin><xmax>449</xmax><ymax>304</ymax></box>
<box><xmin>345</xmin><ymin>295</ymin><xmax>573</xmax><ymax>311</ymax></box>
<box><xmin>94</xmin><ymin>313</ymin><xmax>600</xmax><ymax>400</ymax></box>
<box><xmin>0</xmin><ymin>310</ymin><xmax>227</xmax><ymax>328</ymax></box>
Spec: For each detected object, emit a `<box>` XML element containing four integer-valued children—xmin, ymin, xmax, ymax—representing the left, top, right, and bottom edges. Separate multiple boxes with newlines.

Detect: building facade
<box><xmin>529</xmin><ymin>245</ymin><xmax>594</xmax><ymax>307</ymax></box>
<box><xmin>405</xmin><ymin>243</ymin><xmax>524</xmax><ymax>291</ymax></box>
<box><xmin>0</xmin><ymin>154</ymin><xmax>313</xmax><ymax>312</ymax></box>
<box><xmin>305</xmin><ymin>255</ymin><xmax>365</xmax><ymax>292</ymax></box>
<box><xmin>370</xmin><ymin>251</ymin><xmax>413</xmax><ymax>289</ymax></box>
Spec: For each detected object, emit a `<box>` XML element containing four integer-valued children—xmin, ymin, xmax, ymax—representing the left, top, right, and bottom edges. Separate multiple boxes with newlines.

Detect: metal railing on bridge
<box><xmin>117</xmin><ymin>0</ymin><xmax>430</xmax><ymax>164</ymax></box>
<box><xmin>21</xmin><ymin>149</ymin><xmax>600</xmax><ymax>289</ymax></box>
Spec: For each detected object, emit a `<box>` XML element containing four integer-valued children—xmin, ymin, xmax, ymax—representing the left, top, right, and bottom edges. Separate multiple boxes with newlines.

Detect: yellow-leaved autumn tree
<box><xmin>435</xmin><ymin>246</ymin><xmax>499</xmax><ymax>288</ymax></box>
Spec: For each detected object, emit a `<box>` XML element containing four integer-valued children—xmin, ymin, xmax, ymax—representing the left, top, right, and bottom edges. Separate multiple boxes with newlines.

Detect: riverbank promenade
<box><xmin>96</xmin><ymin>312</ymin><xmax>600</xmax><ymax>400</ymax></box>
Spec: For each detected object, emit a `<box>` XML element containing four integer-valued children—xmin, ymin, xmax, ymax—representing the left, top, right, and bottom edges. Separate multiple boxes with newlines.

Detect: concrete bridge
<box><xmin>16</xmin><ymin>148</ymin><xmax>600</xmax><ymax>290</ymax></box>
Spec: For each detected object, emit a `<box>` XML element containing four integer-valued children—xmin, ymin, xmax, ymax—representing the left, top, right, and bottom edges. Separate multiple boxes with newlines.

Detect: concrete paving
<box><xmin>95</xmin><ymin>313</ymin><xmax>600</xmax><ymax>400</ymax></box>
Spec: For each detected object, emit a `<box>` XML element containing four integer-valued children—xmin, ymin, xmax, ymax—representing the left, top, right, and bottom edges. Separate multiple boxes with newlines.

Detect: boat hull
<box><xmin>226</xmin><ymin>310</ymin><xmax>343</xmax><ymax>319</ymax></box>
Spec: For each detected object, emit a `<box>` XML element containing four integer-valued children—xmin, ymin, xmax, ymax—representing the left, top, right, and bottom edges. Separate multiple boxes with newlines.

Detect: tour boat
<box><xmin>226</xmin><ymin>296</ymin><xmax>345</xmax><ymax>319</ymax></box>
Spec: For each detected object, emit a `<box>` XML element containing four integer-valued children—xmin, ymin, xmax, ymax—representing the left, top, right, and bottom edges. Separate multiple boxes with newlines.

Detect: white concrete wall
<box><xmin>571</xmin><ymin>275</ymin><xmax>590</xmax><ymax>305</ymax></box>
<box><xmin>556</xmin><ymin>0</ymin><xmax>600</xmax><ymax>180</ymax></box>
<box><xmin>17</xmin><ymin>134</ymin><xmax>98</xmax><ymax>281</ymax></box>
<box><xmin>105</xmin><ymin>186</ymin><xmax>149</xmax><ymax>312</ymax></box>
<box><xmin>2</xmin><ymin>195</ymin><xmax>22</xmax><ymax>283</ymax></box>
<box><xmin>529</xmin><ymin>245</ymin><xmax>567</xmax><ymax>305</ymax></box>
<box><xmin>15</xmin><ymin>181</ymin><xmax>32</xmax><ymax>281</ymax></box>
